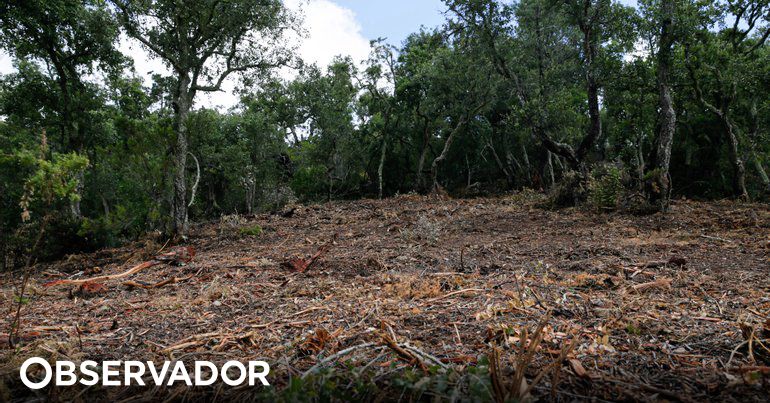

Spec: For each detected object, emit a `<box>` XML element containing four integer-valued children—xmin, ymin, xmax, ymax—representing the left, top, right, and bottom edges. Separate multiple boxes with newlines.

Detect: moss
<box><xmin>239</xmin><ymin>224</ymin><xmax>263</xmax><ymax>237</ymax></box>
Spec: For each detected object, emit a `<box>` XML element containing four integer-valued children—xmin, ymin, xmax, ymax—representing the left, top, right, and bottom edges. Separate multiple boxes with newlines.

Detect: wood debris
<box><xmin>2</xmin><ymin>196</ymin><xmax>769</xmax><ymax>401</ymax></box>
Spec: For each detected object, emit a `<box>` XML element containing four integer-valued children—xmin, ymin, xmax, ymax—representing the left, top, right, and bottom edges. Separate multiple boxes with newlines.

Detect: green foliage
<box><xmin>239</xmin><ymin>224</ymin><xmax>263</xmax><ymax>237</ymax></box>
<box><xmin>19</xmin><ymin>151</ymin><xmax>89</xmax><ymax>219</ymax></box>
<box><xmin>263</xmin><ymin>361</ymin><xmax>495</xmax><ymax>402</ymax></box>
<box><xmin>587</xmin><ymin>165</ymin><xmax>624</xmax><ymax>211</ymax></box>
<box><xmin>0</xmin><ymin>132</ymin><xmax>89</xmax><ymax>268</ymax></box>
<box><xmin>0</xmin><ymin>0</ymin><xmax>769</xmax><ymax>267</ymax></box>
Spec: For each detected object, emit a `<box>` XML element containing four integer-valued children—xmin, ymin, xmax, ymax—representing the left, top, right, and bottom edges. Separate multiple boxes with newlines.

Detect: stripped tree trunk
<box><xmin>722</xmin><ymin>118</ymin><xmax>749</xmax><ymax>199</ymax></box>
<box><xmin>647</xmin><ymin>0</ymin><xmax>677</xmax><ymax>211</ymax></box>
<box><xmin>545</xmin><ymin>151</ymin><xmax>555</xmax><ymax>189</ymax></box>
<box><xmin>377</xmin><ymin>133</ymin><xmax>388</xmax><ymax>199</ymax></box>
<box><xmin>753</xmin><ymin>152</ymin><xmax>770</xmax><ymax>192</ymax></box>
<box><xmin>431</xmin><ymin>118</ymin><xmax>466</xmax><ymax>192</ymax></box>
<box><xmin>172</xmin><ymin>75</ymin><xmax>193</xmax><ymax>236</ymax></box>
<box><xmin>488</xmin><ymin>139</ymin><xmax>515</xmax><ymax>187</ymax></box>
<box><xmin>416</xmin><ymin>125</ymin><xmax>430</xmax><ymax>192</ymax></box>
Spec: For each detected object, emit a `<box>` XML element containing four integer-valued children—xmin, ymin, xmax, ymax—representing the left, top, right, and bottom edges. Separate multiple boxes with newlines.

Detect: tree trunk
<box><xmin>521</xmin><ymin>143</ymin><xmax>532</xmax><ymax>185</ymax></box>
<box><xmin>431</xmin><ymin>118</ymin><xmax>466</xmax><ymax>192</ymax></box>
<box><xmin>415</xmin><ymin>117</ymin><xmax>431</xmax><ymax>193</ymax></box>
<box><xmin>647</xmin><ymin>0</ymin><xmax>677</xmax><ymax>211</ymax></box>
<box><xmin>51</xmin><ymin>58</ymin><xmax>85</xmax><ymax>219</ymax></box>
<box><xmin>635</xmin><ymin>130</ymin><xmax>645</xmax><ymax>189</ymax></box>
<box><xmin>748</xmin><ymin>100</ymin><xmax>770</xmax><ymax>193</ymax></box>
<box><xmin>577</xmin><ymin>22</ymin><xmax>601</xmax><ymax>162</ymax></box>
<box><xmin>722</xmin><ymin>118</ymin><xmax>749</xmax><ymax>200</ymax></box>
<box><xmin>465</xmin><ymin>154</ymin><xmax>472</xmax><ymax>188</ymax></box>
<box><xmin>377</xmin><ymin>133</ymin><xmax>388</xmax><ymax>199</ymax></box>
<box><xmin>752</xmin><ymin>152</ymin><xmax>770</xmax><ymax>193</ymax></box>
<box><xmin>172</xmin><ymin>76</ymin><xmax>193</xmax><ymax>236</ymax></box>
<box><xmin>488</xmin><ymin>139</ymin><xmax>514</xmax><ymax>187</ymax></box>
<box><xmin>685</xmin><ymin>48</ymin><xmax>748</xmax><ymax>201</ymax></box>
<box><xmin>545</xmin><ymin>151</ymin><xmax>555</xmax><ymax>190</ymax></box>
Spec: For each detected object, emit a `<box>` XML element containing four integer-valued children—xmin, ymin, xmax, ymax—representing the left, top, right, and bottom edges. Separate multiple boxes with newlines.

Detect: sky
<box><xmin>333</xmin><ymin>0</ymin><xmax>447</xmax><ymax>44</ymax></box>
<box><xmin>0</xmin><ymin>0</ymin><xmax>449</xmax><ymax>109</ymax></box>
<box><xmin>0</xmin><ymin>0</ymin><xmax>638</xmax><ymax>109</ymax></box>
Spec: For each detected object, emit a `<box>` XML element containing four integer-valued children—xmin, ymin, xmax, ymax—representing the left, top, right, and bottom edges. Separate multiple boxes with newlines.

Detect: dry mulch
<box><xmin>2</xmin><ymin>194</ymin><xmax>769</xmax><ymax>401</ymax></box>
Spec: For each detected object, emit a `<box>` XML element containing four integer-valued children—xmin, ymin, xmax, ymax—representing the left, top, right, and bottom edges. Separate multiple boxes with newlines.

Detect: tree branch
<box><xmin>111</xmin><ymin>0</ymin><xmax>182</xmax><ymax>72</ymax></box>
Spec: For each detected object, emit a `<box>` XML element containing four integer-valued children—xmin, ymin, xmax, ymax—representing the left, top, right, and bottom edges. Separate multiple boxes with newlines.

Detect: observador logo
<box><xmin>19</xmin><ymin>358</ymin><xmax>270</xmax><ymax>389</ymax></box>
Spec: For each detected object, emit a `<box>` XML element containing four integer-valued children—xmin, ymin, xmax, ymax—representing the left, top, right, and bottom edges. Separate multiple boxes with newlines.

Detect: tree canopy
<box><xmin>1</xmin><ymin>0</ymin><xmax>769</xmax><ymax>268</ymax></box>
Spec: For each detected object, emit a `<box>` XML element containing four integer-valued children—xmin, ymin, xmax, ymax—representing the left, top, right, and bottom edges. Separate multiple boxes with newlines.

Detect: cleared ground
<box><xmin>2</xmin><ymin>194</ymin><xmax>769</xmax><ymax>401</ymax></box>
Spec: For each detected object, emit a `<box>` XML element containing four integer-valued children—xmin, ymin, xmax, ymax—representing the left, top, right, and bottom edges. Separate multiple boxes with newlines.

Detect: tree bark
<box><xmin>172</xmin><ymin>75</ymin><xmax>193</xmax><ymax>236</ymax></box>
<box><xmin>635</xmin><ymin>130</ymin><xmax>645</xmax><ymax>189</ymax></box>
<box><xmin>545</xmin><ymin>151</ymin><xmax>555</xmax><ymax>189</ymax></box>
<box><xmin>487</xmin><ymin>138</ymin><xmax>515</xmax><ymax>187</ymax></box>
<box><xmin>722</xmin><ymin>118</ymin><xmax>749</xmax><ymax>199</ymax></box>
<box><xmin>431</xmin><ymin>118</ymin><xmax>467</xmax><ymax>192</ymax></box>
<box><xmin>416</xmin><ymin>121</ymin><xmax>431</xmax><ymax>193</ymax></box>
<box><xmin>521</xmin><ymin>143</ymin><xmax>532</xmax><ymax>186</ymax></box>
<box><xmin>647</xmin><ymin>0</ymin><xmax>677</xmax><ymax>211</ymax></box>
<box><xmin>576</xmin><ymin>23</ymin><xmax>602</xmax><ymax>162</ymax></box>
<box><xmin>377</xmin><ymin>133</ymin><xmax>388</xmax><ymax>199</ymax></box>
<box><xmin>752</xmin><ymin>152</ymin><xmax>770</xmax><ymax>193</ymax></box>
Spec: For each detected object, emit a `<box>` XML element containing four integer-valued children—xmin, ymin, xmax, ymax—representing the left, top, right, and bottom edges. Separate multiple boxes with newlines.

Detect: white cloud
<box><xmin>0</xmin><ymin>52</ymin><xmax>14</xmax><ymax>75</ymax></box>
<box><xmin>0</xmin><ymin>0</ymin><xmax>371</xmax><ymax>110</ymax></box>
<box><xmin>287</xmin><ymin>0</ymin><xmax>371</xmax><ymax>70</ymax></box>
<box><xmin>118</xmin><ymin>34</ymin><xmax>170</xmax><ymax>84</ymax></box>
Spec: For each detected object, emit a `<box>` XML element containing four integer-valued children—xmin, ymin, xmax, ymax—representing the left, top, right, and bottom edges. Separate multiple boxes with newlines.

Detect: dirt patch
<box><xmin>2</xmin><ymin>195</ymin><xmax>769</xmax><ymax>401</ymax></box>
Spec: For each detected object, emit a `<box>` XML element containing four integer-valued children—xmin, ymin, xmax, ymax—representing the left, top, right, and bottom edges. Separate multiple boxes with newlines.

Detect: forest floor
<box><xmin>1</xmin><ymin>193</ymin><xmax>769</xmax><ymax>402</ymax></box>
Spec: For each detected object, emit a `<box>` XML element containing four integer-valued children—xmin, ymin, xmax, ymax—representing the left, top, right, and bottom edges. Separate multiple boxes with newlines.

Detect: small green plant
<box><xmin>588</xmin><ymin>165</ymin><xmax>623</xmax><ymax>211</ymax></box>
<box><xmin>7</xmin><ymin>133</ymin><xmax>88</xmax><ymax>347</ymax></box>
<box><xmin>626</xmin><ymin>323</ymin><xmax>642</xmax><ymax>335</ymax></box>
<box><xmin>240</xmin><ymin>224</ymin><xmax>263</xmax><ymax>237</ymax></box>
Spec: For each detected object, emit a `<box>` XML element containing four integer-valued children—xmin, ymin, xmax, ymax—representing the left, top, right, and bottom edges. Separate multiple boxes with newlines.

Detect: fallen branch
<box><xmin>122</xmin><ymin>274</ymin><xmax>195</xmax><ymax>290</ymax></box>
<box><xmin>162</xmin><ymin>340</ymin><xmax>204</xmax><ymax>353</ymax></box>
<box><xmin>620</xmin><ymin>267</ymin><xmax>657</xmax><ymax>277</ymax></box>
<box><xmin>301</xmin><ymin>342</ymin><xmax>379</xmax><ymax>378</ymax></box>
<box><xmin>700</xmin><ymin>234</ymin><xmax>734</xmax><ymax>243</ymax></box>
<box><xmin>424</xmin><ymin>288</ymin><xmax>485</xmax><ymax>303</ymax></box>
<box><xmin>44</xmin><ymin>246</ymin><xmax>195</xmax><ymax>288</ymax></box>
<box><xmin>380</xmin><ymin>333</ymin><xmax>428</xmax><ymax>372</ymax></box>
<box><xmin>45</xmin><ymin>260</ymin><xmax>160</xmax><ymax>287</ymax></box>
<box><xmin>631</xmin><ymin>278</ymin><xmax>672</xmax><ymax>292</ymax></box>
<box><xmin>402</xmin><ymin>344</ymin><xmax>448</xmax><ymax>369</ymax></box>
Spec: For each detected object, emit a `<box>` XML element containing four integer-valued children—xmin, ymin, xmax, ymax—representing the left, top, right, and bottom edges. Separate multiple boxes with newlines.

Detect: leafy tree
<box><xmin>682</xmin><ymin>0</ymin><xmax>769</xmax><ymax>199</ymax></box>
<box><xmin>290</xmin><ymin>59</ymin><xmax>362</xmax><ymax>201</ymax></box>
<box><xmin>111</xmin><ymin>0</ymin><xmax>293</xmax><ymax>235</ymax></box>
<box><xmin>639</xmin><ymin>0</ymin><xmax>679</xmax><ymax>211</ymax></box>
<box><xmin>396</xmin><ymin>30</ymin><xmax>450</xmax><ymax>192</ymax></box>
<box><xmin>360</xmin><ymin>40</ymin><xmax>400</xmax><ymax>199</ymax></box>
<box><xmin>0</xmin><ymin>0</ymin><xmax>123</xmax><ymax>151</ymax></box>
<box><xmin>0</xmin><ymin>0</ymin><xmax>124</xmax><ymax>217</ymax></box>
<box><xmin>557</xmin><ymin>0</ymin><xmax>637</xmax><ymax>167</ymax></box>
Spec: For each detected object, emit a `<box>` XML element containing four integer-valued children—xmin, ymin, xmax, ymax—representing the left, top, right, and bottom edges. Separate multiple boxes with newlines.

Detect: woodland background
<box><xmin>1</xmin><ymin>0</ymin><xmax>768</xmax><ymax>270</ymax></box>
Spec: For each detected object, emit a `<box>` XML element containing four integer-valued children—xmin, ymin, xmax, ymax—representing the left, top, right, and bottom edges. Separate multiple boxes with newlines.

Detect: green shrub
<box><xmin>547</xmin><ymin>170</ymin><xmax>589</xmax><ymax>208</ymax></box>
<box><xmin>587</xmin><ymin>165</ymin><xmax>623</xmax><ymax>211</ymax></box>
<box><xmin>239</xmin><ymin>224</ymin><xmax>263</xmax><ymax>237</ymax></box>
